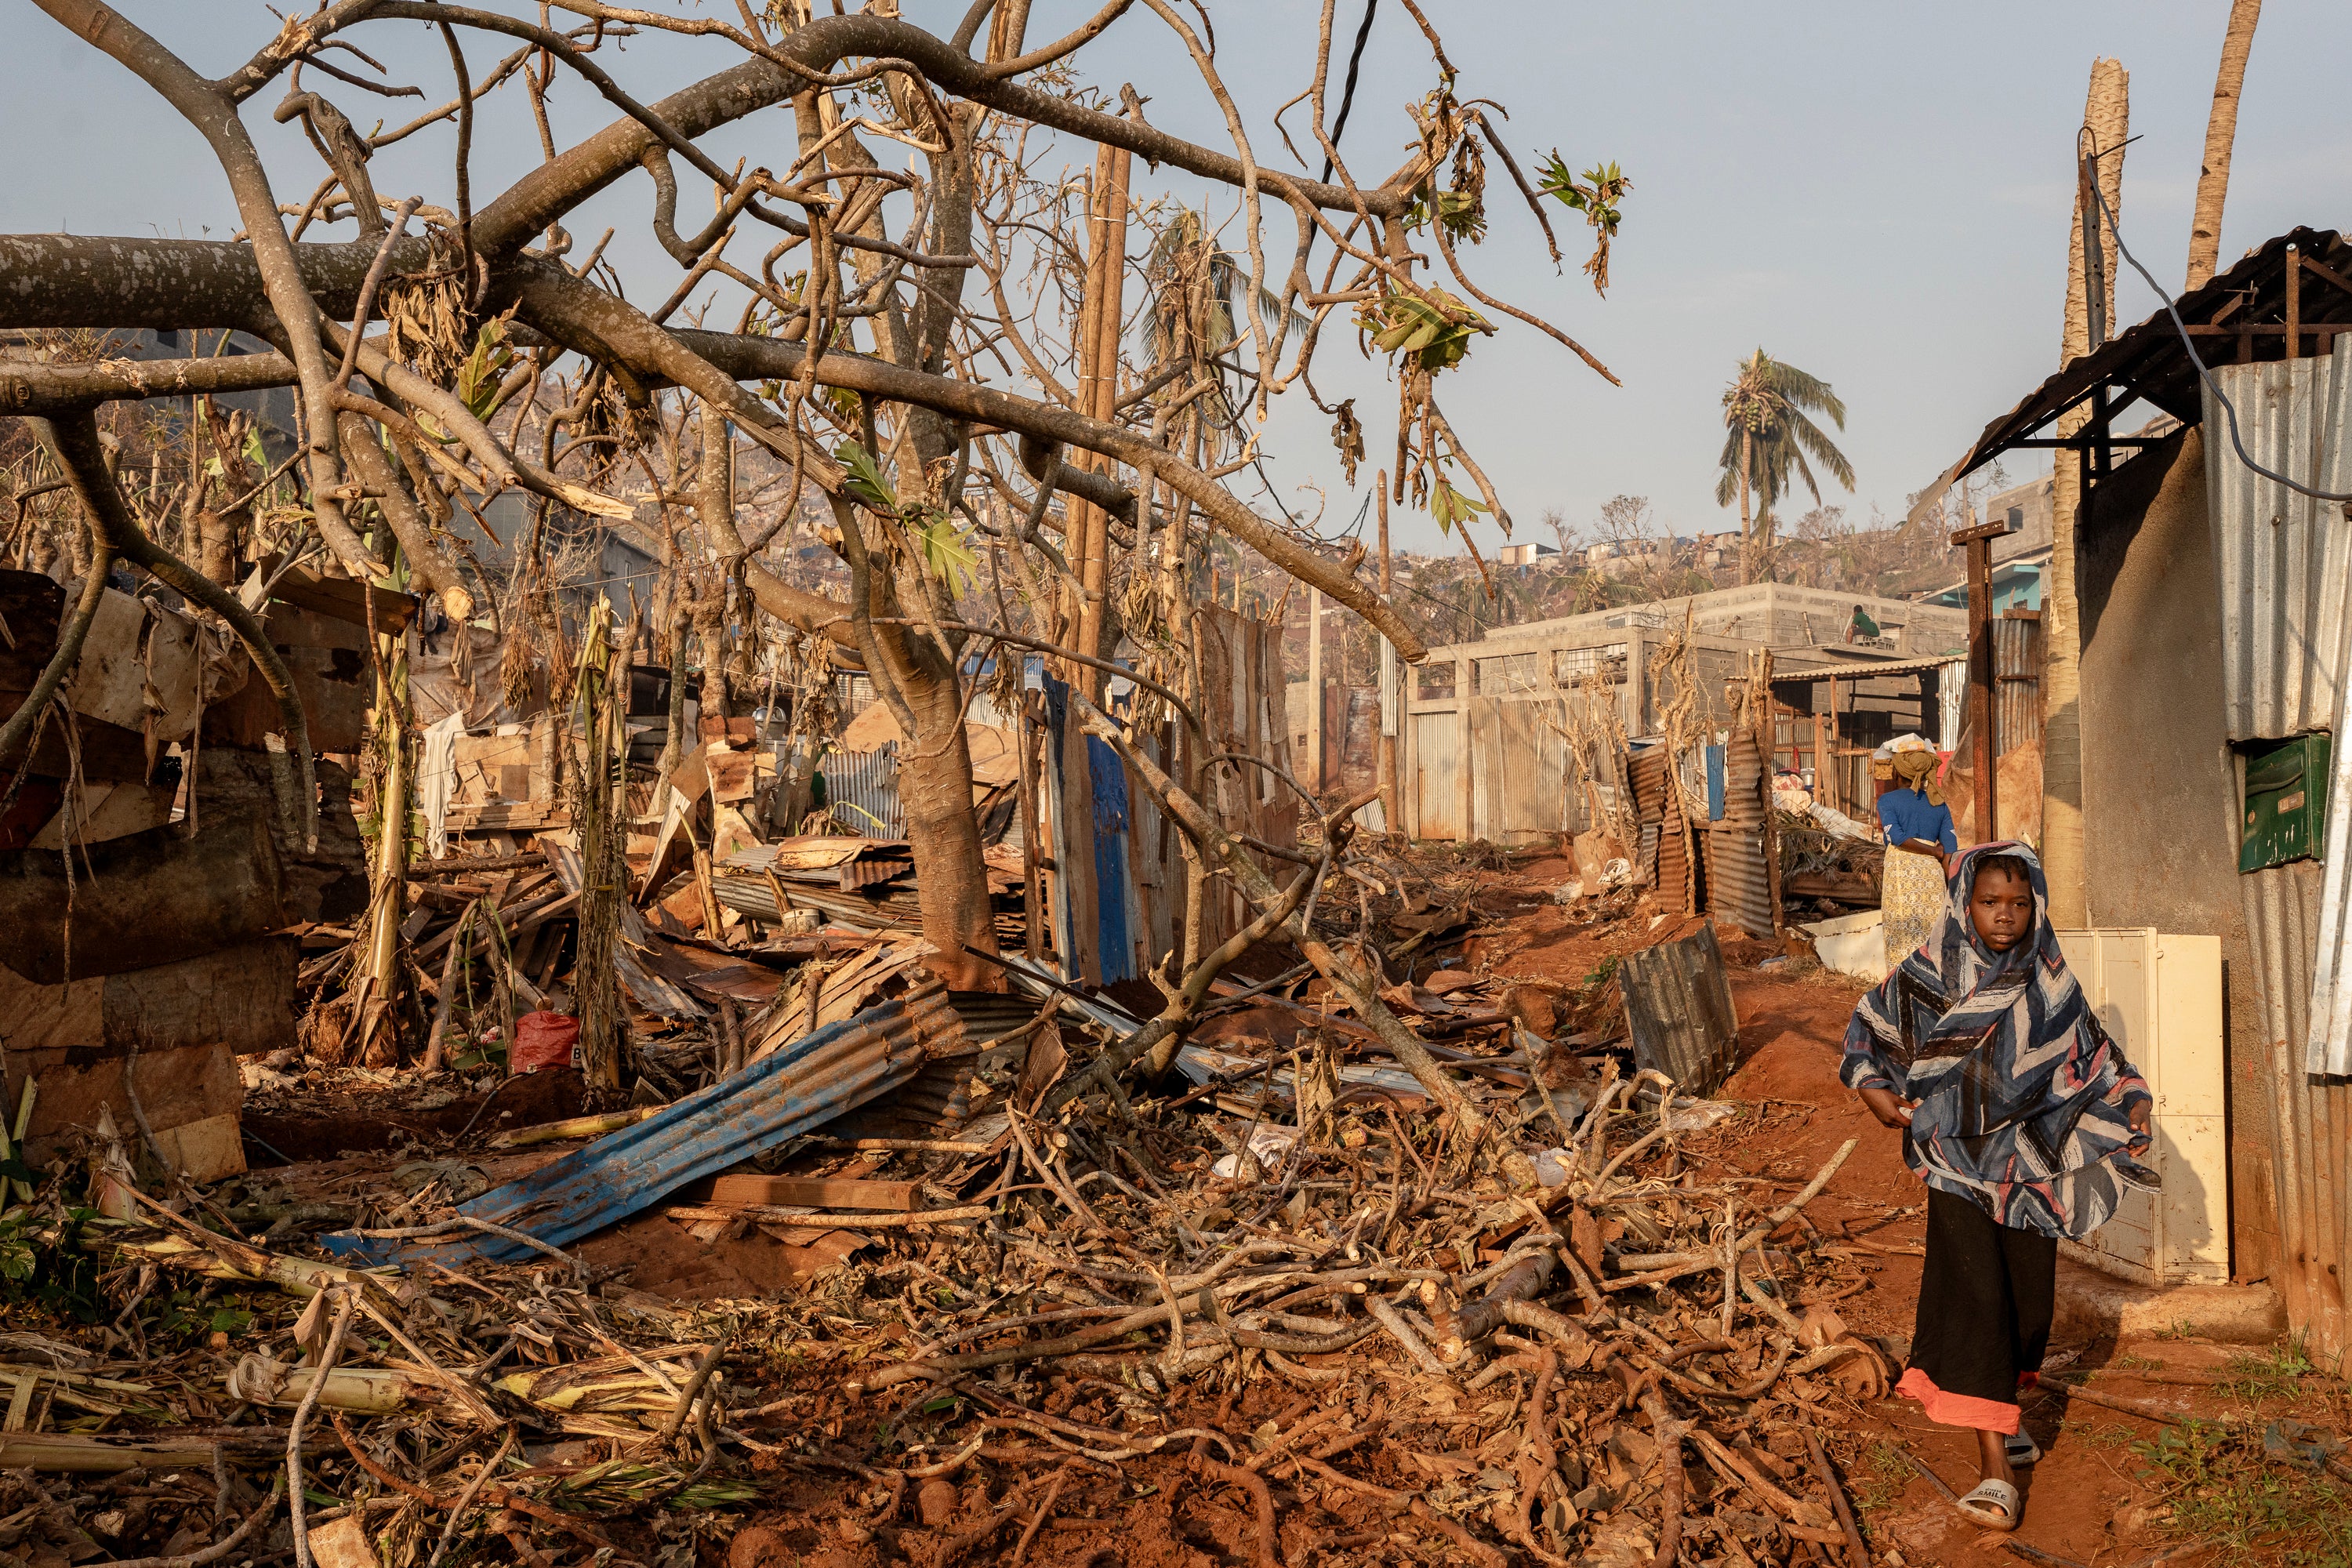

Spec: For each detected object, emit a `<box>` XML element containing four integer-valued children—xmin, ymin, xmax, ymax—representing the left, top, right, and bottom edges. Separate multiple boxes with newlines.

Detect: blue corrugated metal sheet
<box><xmin>1087</xmin><ymin>734</ymin><xmax>1135</xmax><ymax>984</ymax></box>
<box><xmin>323</xmin><ymin>986</ymin><xmax>966</xmax><ymax>1266</ymax></box>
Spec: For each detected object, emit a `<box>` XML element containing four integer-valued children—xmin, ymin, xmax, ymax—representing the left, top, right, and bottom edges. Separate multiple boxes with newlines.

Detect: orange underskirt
<box><xmin>1897</xmin><ymin>1366</ymin><xmax>2020</xmax><ymax>1434</ymax></box>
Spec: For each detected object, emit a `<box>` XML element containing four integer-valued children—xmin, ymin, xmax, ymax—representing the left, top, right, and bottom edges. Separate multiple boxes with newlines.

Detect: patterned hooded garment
<box><xmin>1840</xmin><ymin>841</ymin><xmax>2156</xmax><ymax>1240</ymax></box>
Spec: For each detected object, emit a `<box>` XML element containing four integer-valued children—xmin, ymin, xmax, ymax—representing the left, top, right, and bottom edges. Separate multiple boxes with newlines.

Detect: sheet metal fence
<box><xmin>2201</xmin><ymin>340</ymin><xmax>2352</xmax><ymax>1361</ymax></box>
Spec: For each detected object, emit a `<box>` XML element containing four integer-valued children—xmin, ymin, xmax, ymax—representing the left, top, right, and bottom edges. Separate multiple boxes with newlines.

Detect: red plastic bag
<box><xmin>510</xmin><ymin>1011</ymin><xmax>580</xmax><ymax>1073</ymax></box>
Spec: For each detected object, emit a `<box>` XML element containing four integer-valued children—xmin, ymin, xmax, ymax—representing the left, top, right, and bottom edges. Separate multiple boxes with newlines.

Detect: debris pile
<box><xmin>0</xmin><ymin>951</ymin><xmax>1899</xmax><ymax>1567</ymax></box>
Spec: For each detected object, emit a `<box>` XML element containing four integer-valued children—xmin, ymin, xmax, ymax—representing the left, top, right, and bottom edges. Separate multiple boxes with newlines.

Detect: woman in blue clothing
<box><xmin>1878</xmin><ymin>749</ymin><xmax>1957</xmax><ymax>964</ymax></box>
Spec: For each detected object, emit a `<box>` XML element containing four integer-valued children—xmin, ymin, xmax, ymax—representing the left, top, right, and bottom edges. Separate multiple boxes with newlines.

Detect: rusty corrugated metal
<box><xmin>1630</xmin><ymin>748</ymin><xmax>1694</xmax><ymax>912</ymax></box>
<box><xmin>710</xmin><ymin>868</ymin><xmax>924</xmax><ymax>931</ymax></box>
<box><xmin>1705</xmin><ymin>824</ymin><xmax>1774</xmax><ymax>938</ymax></box>
<box><xmin>1658</xmin><ymin>823</ymin><xmax>1693</xmax><ymax>913</ymax></box>
<box><xmin>2208</xmin><ymin>341</ymin><xmax>2352</xmax><ymax>1362</ymax></box>
<box><xmin>325</xmin><ymin>986</ymin><xmax>967</xmax><ymax>1267</ymax></box>
<box><xmin>1720</xmin><ymin>734</ymin><xmax>1766</xmax><ymax>827</ymax></box>
<box><xmin>1705</xmin><ymin>733</ymin><xmax>1773</xmax><ymax>935</ymax></box>
<box><xmin>2240</xmin><ymin>863</ymin><xmax>2351</xmax><ymax>1362</ymax></box>
<box><xmin>2205</xmin><ymin>344</ymin><xmax>2352</xmax><ymax>742</ymax></box>
<box><xmin>1617</xmin><ymin>924</ymin><xmax>1737</xmax><ymax>1096</ymax></box>
<box><xmin>1994</xmin><ymin>616</ymin><xmax>2043</xmax><ymax>756</ymax></box>
<box><xmin>838</xmin><ymin>845</ymin><xmax>916</xmax><ymax>891</ymax></box>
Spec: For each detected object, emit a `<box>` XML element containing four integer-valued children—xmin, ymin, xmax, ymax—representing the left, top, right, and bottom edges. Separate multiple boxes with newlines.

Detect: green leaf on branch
<box><xmin>1428</xmin><ymin>477</ymin><xmax>1489</xmax><ymax>535</ymax></box>
<box><xmin>1534</xmin><ymin>153</ymin><xmax>1633</xmax><ymax>295</ymax></box>
<box><xmin>835</xmin><ymin>441</ymin><xmax>897</xmax><ymax>514</ymax></box>
<box><xmin>454</xmin><ymin>317</ymin><xmax>516</xmax><ymax>422</ymax></box>
<box><xmin>913</xmin><ymin>510</ymin><xmax>979</xmax><ymax>595</ymax></box>
<box><xmin>1359</xmin><ymin>287</ymin><xmax>1488</xmax><ymax>373</ymax></box>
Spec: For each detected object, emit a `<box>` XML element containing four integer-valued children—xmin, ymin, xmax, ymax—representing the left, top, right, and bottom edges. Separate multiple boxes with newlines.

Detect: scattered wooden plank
<box><xmin>706</xmin><ymin>1174</ymin><xmax>920</xmax><ymax>1211</ymax></box>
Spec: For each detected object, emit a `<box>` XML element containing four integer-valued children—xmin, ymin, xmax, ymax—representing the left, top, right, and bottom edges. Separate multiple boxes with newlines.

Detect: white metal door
<box><xmin>2055</xmin><ymin>928</ymin><xmax>2229</xmax><ymax>1287</ymax></box>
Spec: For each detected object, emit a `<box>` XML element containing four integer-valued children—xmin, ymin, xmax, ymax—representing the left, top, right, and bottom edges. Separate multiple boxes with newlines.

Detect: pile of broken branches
<box><xmin>3</xmin><ymin>1029</ymin><xmax>1893</xmax><ymax>1567</ymax></box>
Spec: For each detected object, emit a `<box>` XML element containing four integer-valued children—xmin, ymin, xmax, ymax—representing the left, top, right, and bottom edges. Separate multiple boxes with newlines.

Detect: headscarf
<box><xmin>1889</xmin><ymin>748</ymin><xmax>1944</xmax><ymax>805</ymax></box>
<box><xmin>1839</xmin><ymin>841</ymin><xmax>2154</xmax><ymax>1239</ymax></box>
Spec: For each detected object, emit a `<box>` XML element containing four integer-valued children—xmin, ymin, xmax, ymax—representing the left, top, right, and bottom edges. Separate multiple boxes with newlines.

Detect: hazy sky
<box><xmin>5</xmin><ymin>1</ymin><xmax>2349</xmax><ymax>557</ymax></box>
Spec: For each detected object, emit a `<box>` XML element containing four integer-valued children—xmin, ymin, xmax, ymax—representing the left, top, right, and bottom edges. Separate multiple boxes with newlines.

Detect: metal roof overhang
<box><xmin>1769</xmin><ymin>652</ymin><xmax>1959</xmax><ymax>688</ymax></box>
<box><xmin>1909</xmin><ymin>228</ymin><xmax>2352</xmax><ymax>524</ymax></box>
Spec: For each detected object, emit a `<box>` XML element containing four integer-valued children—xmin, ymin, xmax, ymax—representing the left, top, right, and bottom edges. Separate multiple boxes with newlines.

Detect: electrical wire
<box><xmin>1320</xmin><ymin>0</ymin><xmax>1379</xmax><ymax>185</ymax></box>
<box><xmin>2086</xmin><ymin>177</ymin><xmax>2352</xmax><ymax>503</ymax></box>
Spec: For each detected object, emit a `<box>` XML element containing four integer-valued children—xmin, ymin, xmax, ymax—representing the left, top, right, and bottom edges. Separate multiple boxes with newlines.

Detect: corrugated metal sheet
<box><xmin>1994</xmin><ymin>615</ymin><xmax>2043</xmax><ymax>757</ymax></box>
<box><xmin>1704</xmin><ymin>824</ymin><xmax>1773</xmax><ymax>938</ymax></box>
<box><xmin>1630</xmin><ymin>748</ymin><xmax>1694</xmax><ymax>913</ymax></box>
<box><xmin>2208</xmin><ymin>345</ymin><xmax>2352</xmax><ymax>1078</ymax></box>
<box><xmin>1720</xmin><ymin>734</ymin><xmax>1766</xmax><ymax>826</ymax></box>
<box><xmin>2205</xmin><ymin>343</ymin><xmax>2352</xmax><ymax>742</ymax></box>
<box><xmin>327</xmin><ymin>986</ymin><xmax>968</xmax><ymax>1268</ymax></box>
<box><xmin>709</xmin><ymin>868</ymin><xmax>924</xmax><ymax>931</ymax></box>
<box><xmin>822</xmin><ymin>744</ymin><xmax>906</xmax><ymax>837</ymax></box>
<box><xmin>1617</xmin><ymin>924</ymin><xmax>1737</xmax><ymax>1096</ymax></box>
<box><xmin>2206</xmin><ymin>340</ymin><xmax>2352</xmax><ymax>1359</ymax></box>
<box><xmin>2241</xmin><ymin>863</ymin><xmax>2352</xmax><ymax>1361</ymax></box>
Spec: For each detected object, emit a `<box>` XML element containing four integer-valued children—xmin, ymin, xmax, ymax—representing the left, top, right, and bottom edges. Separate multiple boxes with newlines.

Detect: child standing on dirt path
<box><xmin>1839</xmin><ymin>842</ymin><xmax>2155</xmax><ymax>1533</ymax></box>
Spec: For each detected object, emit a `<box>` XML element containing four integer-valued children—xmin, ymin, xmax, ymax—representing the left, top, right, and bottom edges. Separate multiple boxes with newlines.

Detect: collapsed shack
<box><xmin>0</xmin><ymin>561</ymin><xmax>376</xmax><ymax>1182</ymax></box>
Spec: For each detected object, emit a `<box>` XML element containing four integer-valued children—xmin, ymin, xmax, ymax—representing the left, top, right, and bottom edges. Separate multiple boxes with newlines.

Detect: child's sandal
<box><xmin>1956</xmin><ymin>1479</ymin><xmax>2021</xmax><ymax>1530</ymax></box>
<box><xmin>2005</xmin><ymin>1433</ymin><xmax>2041</xmax><ymax>1467</ymax></box>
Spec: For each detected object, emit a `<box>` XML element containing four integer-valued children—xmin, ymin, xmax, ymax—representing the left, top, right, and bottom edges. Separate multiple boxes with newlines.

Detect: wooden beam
<box><xmin>1962</xmin><ymin>532</ymin><xmax>1997</xmax><ymax>842</ymax></box>
<box><xmin>704</xmin><ymin>1174</ymin><xmax>920</xmax><ymax>1210</ymax></box>
<box><xmin>2287</xmin><ymin>244</ymin><xmax>2302</xmax><ymax>362</ymax></box>
<box><xmin>2299</xmin><ymin>250</ymin><xmax>2352</xmax><ymax>301</ymax></box>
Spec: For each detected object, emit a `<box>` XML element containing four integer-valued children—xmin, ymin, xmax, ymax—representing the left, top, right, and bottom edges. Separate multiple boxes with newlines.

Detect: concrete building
<box><xmin>1501</xmin><ymin>581</ymin><xmax>1967</xmax><ymax>660</ymax></box>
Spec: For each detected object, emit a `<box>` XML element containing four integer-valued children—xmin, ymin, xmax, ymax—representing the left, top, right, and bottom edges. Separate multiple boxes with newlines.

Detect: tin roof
<box><xmin>1918</xmin><ymin>227</ymin><xmax>2352</xmax><ymax>517</ymax></box>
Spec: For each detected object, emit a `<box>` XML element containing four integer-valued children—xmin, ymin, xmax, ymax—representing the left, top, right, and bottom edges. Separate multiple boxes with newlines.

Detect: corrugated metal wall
<box><xmin>821</xmin><ymin>744</ymin><xmax>906</xmax><ymax>837</ymax></box>
<box><xmin>2238</xmin><ymin>862</ymin><xmax>2347</xmax><ymax>1356</ymax></box>
<box><xmin>2203</xmin><ymin>340</ymin><xmax>2352</xmax><ymax>1363</ymax></box>
<box><xmin>1630</xmin><ymin>748</ymin><xmax>1693</xmax><ymax>914</ymax></box>
<box><xmin>1994</xmin><ymin>615</ymin><xmax>2044</xmax><ymax>756</ymax></box>
<box><xmin>2209</xmin><ymin>345</ymin><xmax>2352</xmax><ymax>739</ymax></box>
<box><xmin>1706</xmin><ymin>735</ymin><xmax>1774</xmax><ymax>938</ymax></box>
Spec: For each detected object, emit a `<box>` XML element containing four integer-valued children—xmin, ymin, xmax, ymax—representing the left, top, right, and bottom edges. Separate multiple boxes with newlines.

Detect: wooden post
<box><xmin>2287</xmin><ymin>242</ymin><xmax>2302</xmax><ymax>361</ymax></box>
<box><xmin>1812</xmin><ymin>706</ymin><xmax>1827</xmax><ymax>810</ymax></box>
<box><xmin>1307</xmin><ymin>586</ymin><xmax>1325</xmax><ymax>790</ymax></box>
<box><xmin>1824</xmin><ymin>673</ymin><xmax>1840</xmax><ymax>813</ymax></box>
<box><xmin>1457</xmin><ymin>652</ymin><xmax>1475</xmax><ymax>842</ymax></box>
<box><xmin>1069</xmin><ymin>143</ymin><xmax>1131</xmax><ymax>694</ymax></box>
<box><xmin>1376</xmin><ymin>477</ymin><xmax>1401</xmax><ymax>831</ymax></box>
<box><xmin>1955</xmin><ymin>518</ymin><xmax>2012</xmax><ymax>842</ymax></box>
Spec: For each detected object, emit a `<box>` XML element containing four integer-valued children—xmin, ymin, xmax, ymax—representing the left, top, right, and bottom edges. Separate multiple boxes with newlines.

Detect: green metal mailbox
<box><xmin>2239</xmin><ymin>731</ymin><xmax>2331</xmax><ymax>873</ymax></box>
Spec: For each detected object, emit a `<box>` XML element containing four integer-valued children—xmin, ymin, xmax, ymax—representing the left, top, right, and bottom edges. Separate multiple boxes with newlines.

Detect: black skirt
<box><xmin>1896</xmin><ymin>1186</ymin><xmax>2056</xmax><ymax>1434</ymax></box>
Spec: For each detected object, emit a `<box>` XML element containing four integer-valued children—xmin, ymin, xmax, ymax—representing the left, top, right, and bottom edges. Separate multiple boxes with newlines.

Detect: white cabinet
<box><xmin>2054</xmin><ymin>929</ymin><xmax>2229</xmax><ymax>1287</ymax></box>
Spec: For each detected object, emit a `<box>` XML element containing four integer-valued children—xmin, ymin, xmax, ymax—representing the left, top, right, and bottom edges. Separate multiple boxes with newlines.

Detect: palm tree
<box><xmin>2186</xmin><ymin>0</ymin><xmax>2262</xmax><ymax>289</ymax></box>
<box><xmin>1136</xmin><ymin>206</ymin><xmax>1304</xmax><ymax>456</ymax></box>
<box><xmin>1714</xmin><ymin>349</ymin><xmax>1855</xmax><ymax>584</ymax></box>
